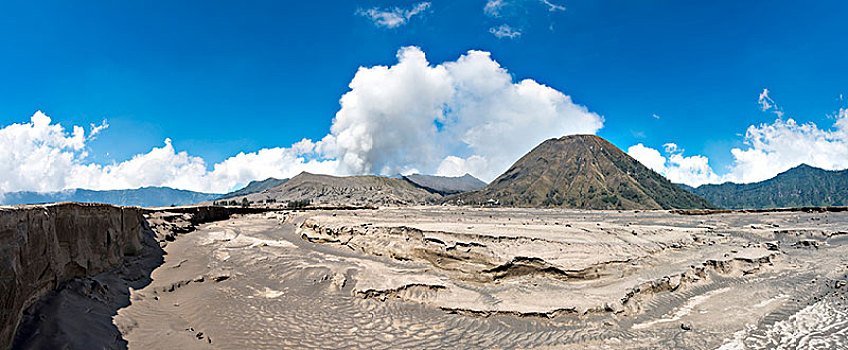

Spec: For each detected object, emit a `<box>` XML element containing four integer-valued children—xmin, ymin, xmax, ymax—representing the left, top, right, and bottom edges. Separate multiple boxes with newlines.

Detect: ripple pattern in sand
<box><xmin>117</xmin><ymin>214</ymin><xmax>848</xmax><ymax>350</ymax></box>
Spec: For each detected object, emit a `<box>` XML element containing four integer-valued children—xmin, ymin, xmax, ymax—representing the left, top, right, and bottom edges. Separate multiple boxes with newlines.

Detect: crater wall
<box><xmin>0</xmin><ymin>203</ymin><xmax>147</xmax><ymax>349</ymax></box>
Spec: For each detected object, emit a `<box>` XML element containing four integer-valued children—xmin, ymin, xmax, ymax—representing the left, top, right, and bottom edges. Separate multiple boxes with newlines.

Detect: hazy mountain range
<box><xmin>0</xmin><ymin>187</ymin><xmax>221</xmax><ymax>208</ymax></box>
<box><xmin>680</xmin><ymin>164</ymin><xmax>848</xmax><ymax>209</ymax></box>
<box><xmin>4</xmin><ymin>139</ymin><xmax>846</xmax><ymax>210</ymax></box>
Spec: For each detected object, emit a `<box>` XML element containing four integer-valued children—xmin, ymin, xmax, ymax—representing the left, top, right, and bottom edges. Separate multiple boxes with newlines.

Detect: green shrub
<box><xmin>286</xmin><ymin>199</ymin><xmax>312</xmax><ymax>209</ymax></box>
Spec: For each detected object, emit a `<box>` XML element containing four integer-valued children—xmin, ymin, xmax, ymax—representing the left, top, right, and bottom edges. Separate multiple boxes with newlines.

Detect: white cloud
<box><xmin>0</xmin><ymin>111</ymin><xmax>89</xmax><ymax>193</ymax></box>
<box><xmin>627</xmin><ymin>144</ymin><xmax>666</xmax><ymax>172</ymax></box>
<box><xmin>68</xmin><ymin>138</ymin><xmax>211</xmax><ymax>192</ymax></box>
<box><xmin>628</xmin><ymin>91</ymin><xmax>848</xmax><ymax>187</ymax></box>
<box><xmin>485</xmin><ymin>0</ymin><xmax>564</xmax><ymax>16</ymax></box>
<box><xmin>357</xmin><ymin>2</ymin><xmax>430</xmax><ymax>28</ymax></box>
<box><xmin>758</xmin><ymin>88</ymin><xmax>784</xmax><ymax>117</ymax></box>
<box><xmin>663</xmin><ymin>142</ymin><xmax>679</xmax><ymax>153</ymax></box>
<box><xmin>0</xmin><ymin>113</ymin><xmax>340</xmax><ymax>194</ymax></box>
<box><xmin>728</xmin><ymin>110</ymin><xmax>848</xmax><ymax>183</ymax></box>
<box><xmin>489</xmin><ymin>24</ymin><xmax>522</xmax><ymax>39</ymax></box>
<box><xmin>627</xmin><ymin>143</ymin><xmax>722</xmax><ymax>187</ymax></box>
<box><xmin>89</xmin><ymin>120</ymin><xmax>109</xmax><ymax>138</ymax></box>
<box><xmin>1</xmin><ymin>47</ymin><xmax>603</xmax><ymax>195</ymax></box>
<box><xmin>665</xmin><ymin>153</ymin><xmax>722</xmax><ymax>186</ymax></box>
<box><xmin>539</xmin><ymin>0</ymin><xmax>565</xmax><ymax>12</ymax></box>
<box><xmin>436</xmin><ymin>155</ymin><xmax>489</xmax><ymax>178</ymax></box>
<box><xmin>68</xmin><ymin>138</ymin><xmax>341</xmax><ymax>194</ymax></box>
<box><xmin>758</xmin><ymin>88</ymin><xmax>775</xmax><ymax>111</ymax></box>
<box><xmin>484</xmin><ymin>0</ymin><xmax>507</xmax><ymax>17</ymax></box>
<box><xmin>484</xmin><ymin>0</ymin><xmax>564</xmax><ymax>37</ymax></box>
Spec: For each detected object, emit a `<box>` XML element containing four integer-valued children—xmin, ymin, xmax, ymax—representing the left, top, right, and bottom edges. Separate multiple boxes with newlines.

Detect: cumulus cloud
<box><xmin>628</xmin><ymin>91</ymin><xmax>848</xmax><ymax>187</ymax></box>
<box><xmin>1</xmin><ymin>47</ymin><xmax>603</xmax><ymax>195</ymax></box>
<box><xmin>357</xmin><ymin>2</ymin><xmax>430</xmax><ymax>28</ymax></box>
<box><xmin>68</xmin><ymin>138</ymin><xmax>211</xmax><ymax>192</ymax></box>
<box><xmin>0</xmin><ymin>113</ymin><xmax>341</xmax><ymax>194</ymax></box>
<box><xmin>627</xmin><ymin>143</ymin><xmax>722</xmax><ymax>187</ymax></box>
<box><xmin>727</xmin><ymin>110</ymin><xmax>848</xmax><ymax>183</ymax></box>
<box><xmin>663</xmin><ymin>143</ymin><xmax>679</xmax><ymax>153</ymax></box>
<box><xmin>0</xmin><ymin>111</ymin><xmax>90</xmax><ymax>193</ymax></box>
<box><xmin>68</xmin><ymin>139</ymin><xmax>340</xmax><ymax>193</ymax></box>
<box><xmin>627</xmin><ymin>144</ymin><xmax>666</xmax><ymax>172</ymax></box>
<box><xmin>489</xmin><ymin>24</ymin><xmax>522</xmax><ymax>39</ymax></box>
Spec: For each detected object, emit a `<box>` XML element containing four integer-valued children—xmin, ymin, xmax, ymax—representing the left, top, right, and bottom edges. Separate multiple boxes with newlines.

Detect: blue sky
<box><xmin>1</xmin><ymin>0</ymin><xmax>847</xmax><ymax>193</ymax></box>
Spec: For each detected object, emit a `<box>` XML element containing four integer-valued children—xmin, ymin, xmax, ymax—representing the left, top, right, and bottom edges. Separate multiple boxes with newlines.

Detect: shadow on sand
<box><xmin>12</xmin><ymin>224</ymin><xmax>165</xmax><ymax>350</ymax></box>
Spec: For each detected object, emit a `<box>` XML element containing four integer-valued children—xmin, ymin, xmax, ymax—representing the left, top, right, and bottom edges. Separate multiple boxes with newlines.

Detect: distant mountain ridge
<box><xmin>402</xmin><ymin>173</ymin><xmax>487</xmax><ymax>195</ymax></box>
<box><xmin>449</xmin><ymin>135</ymin><xmax>712</xmax><ymax>210</ymax></box>
<box><xmin>682</xmin><ymin>164</ymin><xmax>848</xmax><ymax>209</ymax></box>
<box><xmin>232</xmin><ymin>172</ymin><xmax>440</xmax><ymax>206</ymax></box>
<box><xmin>217</xmin><ymin>177</ymin><xmax>289</xmax><ymax>200</ymax></box>
<box><xmin>0</xmin><ymin>187</ymin><xmax>221</xmax><ymax>207</ymax></box>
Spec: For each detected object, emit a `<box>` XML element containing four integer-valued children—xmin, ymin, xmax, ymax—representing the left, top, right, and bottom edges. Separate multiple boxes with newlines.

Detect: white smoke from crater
<box><xmin>320</xmin><ymin>46</ymin><xmax>604</xmax><ymax>181</ymax></box>
<box><xmin>0</xmin><ymin>47</ymin><xmax>603</xmax><ymax>194</ymax></box>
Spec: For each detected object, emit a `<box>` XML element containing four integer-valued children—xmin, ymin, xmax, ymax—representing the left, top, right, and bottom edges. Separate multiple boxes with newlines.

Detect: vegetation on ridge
<box><xmin>449</xmin><ymin>135</ymin><xmax>712</xmax><ymax>210</ymax></box>
<box><xmin>682</xmin><ymin>164</ymin><xmax>848</xmax><ymax>209</ymax></box>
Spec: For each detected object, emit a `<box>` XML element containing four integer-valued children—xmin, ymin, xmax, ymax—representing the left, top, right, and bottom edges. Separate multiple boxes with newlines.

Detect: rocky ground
<box><xmin>13</xmin><ymin>206</ymin><xmax>848</xmax><ymax>349</ymax></box>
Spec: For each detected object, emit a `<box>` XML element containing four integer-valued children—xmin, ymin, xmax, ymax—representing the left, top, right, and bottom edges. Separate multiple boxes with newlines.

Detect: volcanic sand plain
<box><xmin>91</xmin><ymin>207</ymin><xmax>848</xmax><ymax>349</ymax></box>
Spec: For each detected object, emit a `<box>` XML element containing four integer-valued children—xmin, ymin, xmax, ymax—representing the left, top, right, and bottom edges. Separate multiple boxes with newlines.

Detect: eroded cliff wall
<box><xmin>0</xmin><ymin>203</ymin><xmax>147</xmax><ymax>349</ymax></box>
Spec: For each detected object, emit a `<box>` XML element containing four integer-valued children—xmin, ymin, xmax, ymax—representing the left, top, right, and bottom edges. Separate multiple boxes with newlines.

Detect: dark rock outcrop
<box><xmin>4</xmin><ymin>204</ymin><xmax>276</xmax><ymax>349</ymax></box>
